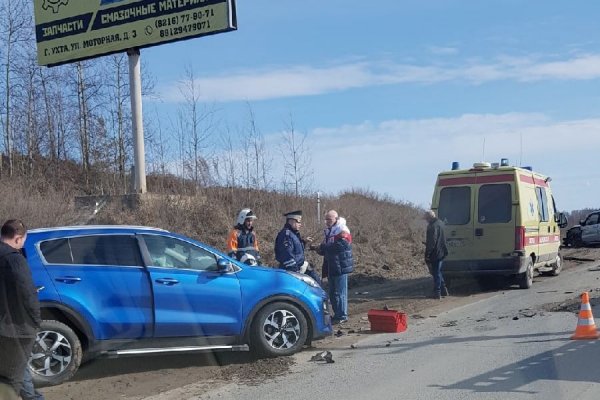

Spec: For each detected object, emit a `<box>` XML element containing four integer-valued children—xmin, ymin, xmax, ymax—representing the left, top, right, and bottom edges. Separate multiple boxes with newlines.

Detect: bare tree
<box><xmin>39</xmin><ymin>65</ymin><xmax>58</xmax><ymax>162</ymax></box>
<box><xmin>75</xmin><ymin>62</ymin><xmax>91</xmax><ymax>184</ymax></box>
<box><xmin>244</xmin><ymin>104</ymin><xmax>272</xmax><ymax>190</ymax></box>
<box><xmin>146</xmin><ymin>106</ymin><xmax>169</xmax><ymax>177</ymax></box>
<box><xmin>22</xmin><ymin>50</ymin><xmax>41</xmax><ymax>176</ymax></box>
<box><xmin>104</xmin><ymin>54</ymin><xmax>131</xmax><ymax>191</ymax></box>
<box><xmin>280</xmin><ymin>114</ymin><xmax>313</xmax><ymax>197</ymax></box>
<box><xmin>176</xmin><ymin>65</ymin><xmax>216</xmax><ymax>186</ymax></box>
<box><xmin>0</xmin><ymin>0</ymin><xmax>32</xmax><ymax>176</ymax></box>
<box><xmin>218</xmin><ymin>126</ymin><xmax>239</xmax><ymax>189</ymax></box>
<box><xmin>70</xmin><ymin>61</ymin><xmax>108</xmax><ymax>189</ymax></box>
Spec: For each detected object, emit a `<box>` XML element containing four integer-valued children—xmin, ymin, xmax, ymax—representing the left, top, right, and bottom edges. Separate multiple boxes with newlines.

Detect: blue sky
<box><xmin>141</xmin><ymin>1</ymin><xmax>600</xmax><ymax>212</ymax></box>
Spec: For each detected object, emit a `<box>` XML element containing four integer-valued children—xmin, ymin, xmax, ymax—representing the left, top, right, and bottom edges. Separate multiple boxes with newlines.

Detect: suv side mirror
<box><xmin>580</xmin><ymin>219</ymin><xmax>586</xmax><ymax>226</ymax></box>
<box><xmin>556</xmin><ymin>212</ymin><xmax>568</xmax><ymax>228</ymax></box>
<box><xmin>217</xmin><ymin>258</ymin><xmax>232</xmax><ymax>273</ymax></box>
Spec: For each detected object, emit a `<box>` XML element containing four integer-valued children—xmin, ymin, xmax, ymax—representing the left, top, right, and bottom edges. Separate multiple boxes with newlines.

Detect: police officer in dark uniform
<box><xmin>274</xmin><ymin>211</ymin><xmax>321</xmax><ymax>284</ymax></box>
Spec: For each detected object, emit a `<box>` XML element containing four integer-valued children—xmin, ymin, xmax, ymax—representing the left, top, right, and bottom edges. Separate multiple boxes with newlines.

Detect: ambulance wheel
<box><xmin>549</xmin><ymin>254</ymin><xmax>562</xmax><ymax>276</ymax></box>
<box><xmin>518</xmin><ymin>259</ymin><xmax>534</xmax><ymax>289</ymax></box>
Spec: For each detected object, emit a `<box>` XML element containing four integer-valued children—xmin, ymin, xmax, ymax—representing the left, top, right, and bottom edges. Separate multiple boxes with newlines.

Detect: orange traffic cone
<box><xmin>571</xmin><ymin>292</ymin><xmax>600</xmax><ymax>340</ymax></box>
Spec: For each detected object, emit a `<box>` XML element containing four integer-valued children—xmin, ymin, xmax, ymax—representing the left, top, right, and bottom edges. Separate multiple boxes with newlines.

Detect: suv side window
<box><xmin>142</xmin><ymin>235</ymin><xmax>218</xmax><ymax>271</ymax></box>
<box><xmin>478</xmin><ymin>184</ymin><xmax>512</xmax><ymax>223</ymax></box>
<box><xmin>438</xmin><ymin>186</ymin><xmax>471</xmax><ymax>225</ymax></box>
<box><xmin>39</xmin><ymin>235</ymin><xmax>142</xmax><ymax>266</ymax></box>
<box><xmin>40</xmin><ymin>238</ymin><xmax>73</xmax><ymax>263</ymax></box>
<box><xmin>586</xmin><ymin>213</ymin><xmax>600</xmax><ymax>226</ymax></box>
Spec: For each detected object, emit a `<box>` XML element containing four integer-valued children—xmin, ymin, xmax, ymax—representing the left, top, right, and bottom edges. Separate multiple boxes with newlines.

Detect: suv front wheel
<box><xmin>30</xmin><ymin>320</ymin><xmax>83</xmax><ymax>387</ymax></box>
<box><xmin>251</xmin><ymin>302</ymin><xmax>308</xmax><ymax>357</ymax></box>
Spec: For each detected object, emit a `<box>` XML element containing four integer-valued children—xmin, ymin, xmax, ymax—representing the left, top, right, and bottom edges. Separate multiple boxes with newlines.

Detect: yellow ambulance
<box><xmin>430</xmin><ymin>159</ymin><xmax>568</xmax><ymax>289</ymax></box>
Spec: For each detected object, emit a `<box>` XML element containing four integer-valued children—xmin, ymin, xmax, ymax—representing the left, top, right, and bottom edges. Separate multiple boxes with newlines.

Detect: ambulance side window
<box><xmin>535</xmin><ymin>187</ymin><xmax>549</xmax><ymax>222</ymax></box>
<box><xmin>546</xmin><ymin>189</ymin><xmax>554</xmax><ymax>220</ymax></box>
<box><xmin>478</xmin><ymin>184</ymin><xmax>512</xmax><ymax>223</ymax></box>
<box><xmin>438</xmin><ymin>186</ymin><xmax>470</xmax><ymax>225</ymax></box>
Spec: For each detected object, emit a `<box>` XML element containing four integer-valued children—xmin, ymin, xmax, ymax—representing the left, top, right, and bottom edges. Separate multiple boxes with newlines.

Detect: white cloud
<box><xmin>428</xmin><ymin>46</ymin><xmax>459</xmax><ymax>56</ymax></box>
<box><xmin>156</xmin><ymin>54</ymin><xmax>600</xmax><ymax>103</ymax></box>
<box><xmin>303</xmin><ymin>113</ymin><xmax>600</xmax><ymax>211</ymax></box>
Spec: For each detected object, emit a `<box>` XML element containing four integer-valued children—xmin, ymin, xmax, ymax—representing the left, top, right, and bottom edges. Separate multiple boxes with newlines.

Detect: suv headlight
<box><xmin>289</xmin><ymin>272</ymin><xmax>319</xmax><ymax>288</ymax></box>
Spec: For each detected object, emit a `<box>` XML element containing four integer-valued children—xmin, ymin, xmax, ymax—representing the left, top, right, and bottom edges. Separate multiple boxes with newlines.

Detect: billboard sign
<box><xmin>34</xmin><ymin>0</ymin><xmax>237</xmax><ymax>66</ymax></box>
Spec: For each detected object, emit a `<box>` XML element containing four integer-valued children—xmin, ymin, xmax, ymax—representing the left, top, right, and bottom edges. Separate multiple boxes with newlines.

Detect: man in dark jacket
<box><xmin>312</xmin><ymin>210</ymin><xmax>354</xmax><ymax>324</ymax></box>
<box><xmin>274</xmin><ymin>211</ymin><xmax>321</xmax><ymax>284</ymax></box>
<box><xmin>0</xmin><ymin>219</ymin><xmax>44</xmax><ymax>399</ymax></box>
<box><xmin>424</xmin><ymin>210</ymin><xmax>449</xmax><ymax>299</ymax></box>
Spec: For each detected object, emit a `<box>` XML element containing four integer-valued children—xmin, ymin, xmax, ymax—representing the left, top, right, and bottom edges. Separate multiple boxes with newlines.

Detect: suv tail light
<box><xmin>515</xmin><ymin>226</ymin><xmax>525</xmax><ymax>250</ymax></box>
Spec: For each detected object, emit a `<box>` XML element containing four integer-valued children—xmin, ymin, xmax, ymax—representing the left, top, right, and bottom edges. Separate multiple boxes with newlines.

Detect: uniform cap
<box><xmin>284</xmin><ymin>210</ymin><xmax>303</xmax><ymax>222</ymax></box>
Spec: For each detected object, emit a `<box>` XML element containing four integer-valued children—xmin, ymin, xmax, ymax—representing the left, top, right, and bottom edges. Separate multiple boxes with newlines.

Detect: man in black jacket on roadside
<box><xmin>424</xmin><ymin>210</ymin><xmax>449</xmax><ymax>300</ymax></box>
<box><xmin>0</xmin><ymin>219</ymin><xmax>44</xmax><ymax>399</ymax></box>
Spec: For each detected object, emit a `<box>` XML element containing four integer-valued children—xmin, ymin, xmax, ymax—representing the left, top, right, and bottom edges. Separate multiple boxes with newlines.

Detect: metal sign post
<box><xmin>317</xmin><ymin>192</ymin><xmax>321</xmax><ymax>224</ymax></box>
<box><xmin>128</xmin><ymin>48</ymin><xmax>146</xmax><ymax>193</ymax></box>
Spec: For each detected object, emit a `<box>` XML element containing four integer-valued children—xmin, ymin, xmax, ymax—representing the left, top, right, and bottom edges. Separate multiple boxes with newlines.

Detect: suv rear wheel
<box><xmin>251</xmin><ymin>302</ymin><xmax>308</xmax><ymax>357</ymax></box>
<box><xmin>30</xmin><ymin>320</ymin><xmax>83</xmax><ymax>387</ymax></box>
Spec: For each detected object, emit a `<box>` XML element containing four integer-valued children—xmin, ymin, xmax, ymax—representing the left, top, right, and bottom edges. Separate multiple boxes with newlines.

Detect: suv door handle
<box><xmin>55</xmin><ymin>276</ymin><xmax>82</xmax><ymax>284</ymax></box>
<box><xmin>155</xmin><ymin>278</ymin><xmax>179</xmax><ymax>286</ymax></box>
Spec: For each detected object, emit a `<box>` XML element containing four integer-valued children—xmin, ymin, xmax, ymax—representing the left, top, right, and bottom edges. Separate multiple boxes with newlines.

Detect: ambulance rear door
<box><xmin>472</xmin><ymin>175</ymin><xmax>517</xmax><ymax>264</ymax></box>
<box><xmin>436</xmin><ymin>179</ymin><xmax>475</xmax><ymax>262</ymax></box>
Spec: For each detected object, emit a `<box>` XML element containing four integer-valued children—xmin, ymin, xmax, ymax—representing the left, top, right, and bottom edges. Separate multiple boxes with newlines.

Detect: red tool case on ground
<box><xmin>367</xmin><ymin>309</ymin><xmax>408</xmax><ymax>333</ymax></box>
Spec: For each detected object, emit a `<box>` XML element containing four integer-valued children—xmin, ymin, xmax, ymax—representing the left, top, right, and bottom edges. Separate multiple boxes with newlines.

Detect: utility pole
<box><xmin>127</xmin><ymin>48</ymin><xmax>146</xmax><ymax>193</ymax></box>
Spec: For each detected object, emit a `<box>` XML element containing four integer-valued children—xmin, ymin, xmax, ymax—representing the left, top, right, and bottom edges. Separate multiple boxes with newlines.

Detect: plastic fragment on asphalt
<box><xmin>310</xmin><ymin>351</ymin><xmax>334</xmax><ymax>363</ymax></box>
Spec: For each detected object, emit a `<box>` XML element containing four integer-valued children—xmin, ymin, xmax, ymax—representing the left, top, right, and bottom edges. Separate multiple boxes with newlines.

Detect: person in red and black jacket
<box><xmin>311</xmin><ymin>210</ymin><xmax>354</xmax><ymax>324</ymax></box>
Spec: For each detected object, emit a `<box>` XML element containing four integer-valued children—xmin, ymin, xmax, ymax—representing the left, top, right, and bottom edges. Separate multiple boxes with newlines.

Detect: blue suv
<box><xmin>24</xmin><ymin>225</ymin><xmax>332</xmax><ymax>386</ymax></box>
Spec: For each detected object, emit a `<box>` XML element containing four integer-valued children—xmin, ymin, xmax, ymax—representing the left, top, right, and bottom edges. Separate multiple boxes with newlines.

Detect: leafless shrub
<box><xmin>0</xmin><ymin>177</ymin><xmax>75</xmax><ymax>228</ymax></box>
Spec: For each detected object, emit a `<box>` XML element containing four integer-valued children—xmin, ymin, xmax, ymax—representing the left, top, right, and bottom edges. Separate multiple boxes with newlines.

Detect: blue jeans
<box><xmin>431</xmin><ymin>259</ymin><xmax>445</xmax><ymax>294</ymax></box>
<box><xmin>20</xmin><ymin>367</ymin><xmax>44</xmax><ymax>400</ymax></box>
<box><xmin>328</xmin><ymin>274</ymin><xmax>348</xmax><ymax>321</ymax></box>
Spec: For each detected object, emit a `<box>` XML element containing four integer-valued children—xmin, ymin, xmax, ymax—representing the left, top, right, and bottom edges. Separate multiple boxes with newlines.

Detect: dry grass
<box><xmin>0</xmin><ymin>178</ymin><xmax>76</xmax><ymax>228</ymax></box>
<box><xmin>0</xmin><ymin>174</ymin><xmax>429</xmax><ymax>284</ymax></box>
<box><xmin>89</xmin><ymin>187</ymin><xmax>429</xmax><ymax>283</ymax></box>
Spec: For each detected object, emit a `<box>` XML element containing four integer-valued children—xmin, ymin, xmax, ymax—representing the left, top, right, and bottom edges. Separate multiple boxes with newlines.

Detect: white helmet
<box><xmin>240</xmin><ymin>253</ymin><xmax>258</xmax><ymax>266</ymax></box>
<box><xmin>236</xmin><ymin>208</ymin><xmax>257</xmax><ymax>226</ymax></box>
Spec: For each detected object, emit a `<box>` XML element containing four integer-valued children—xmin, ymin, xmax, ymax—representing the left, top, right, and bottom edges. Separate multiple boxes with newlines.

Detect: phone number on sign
<box><xmin>155</xmin><ymin>9</ymin><xmax>216</xmax><ymax>29</ymax></box>
<box><xmin>159</xmin><ymin>21</ymin><xmax>212</xmax><ymax>37</ymax></box>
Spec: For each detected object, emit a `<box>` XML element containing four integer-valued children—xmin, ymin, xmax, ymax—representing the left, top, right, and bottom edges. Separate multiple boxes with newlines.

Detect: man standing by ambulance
<box><xmin>424</xmin><ymin>210</ymin><xmax>449</xmax><ymax>300</ymax></box>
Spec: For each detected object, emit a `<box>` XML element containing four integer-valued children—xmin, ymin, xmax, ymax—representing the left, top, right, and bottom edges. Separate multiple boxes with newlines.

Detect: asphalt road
<box><xmin>147</xmin><ymin>259</ymin><xmax>600</xmax><ymax>400</ymax></box>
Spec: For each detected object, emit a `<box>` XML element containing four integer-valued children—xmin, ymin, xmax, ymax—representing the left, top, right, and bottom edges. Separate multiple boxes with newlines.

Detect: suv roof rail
<box><xmin>28</xmin><ymin>225</ymin><xmax>169</xmax><ymax>233</ymax></box>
